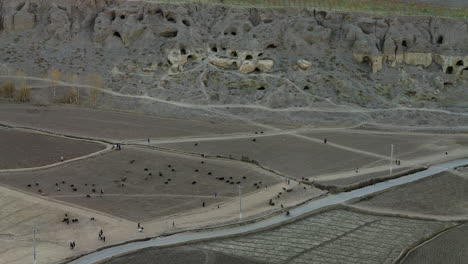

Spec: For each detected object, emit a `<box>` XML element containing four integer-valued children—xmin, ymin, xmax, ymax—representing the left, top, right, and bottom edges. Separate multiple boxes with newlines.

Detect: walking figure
<box><xmin>147</xmin><ymin>138</ymin><xmax>150</xmax><ymax>144</ymax></box>
<box><xmin>324</xmin><ymin>138</ymin><xmax>327</xmax><ymax>144</ymax></box>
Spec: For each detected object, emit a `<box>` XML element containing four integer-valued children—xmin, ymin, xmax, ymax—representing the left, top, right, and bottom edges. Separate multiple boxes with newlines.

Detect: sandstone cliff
<box><xmin>1</xmin><ymin>0</ymin><xmax>468</xmax><ymax>127</ymax></box>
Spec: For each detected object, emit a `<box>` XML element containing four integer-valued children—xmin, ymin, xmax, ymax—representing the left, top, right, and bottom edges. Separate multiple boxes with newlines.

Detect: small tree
<box><xmin>49</xmin><ymin>68</ymin><xmax>61</xmax><ymax>101</ymax></box>
<box><xmin>16</xmin><ymin>85</ymin><xmax>31</xmax><ymax>102</ymax></box>
<box><xmin>15</xmin><ymin>70</ymin><xmax>31</xmax><ymax>102</ymax></box>
<box><xmin>1</xmin><ymin>82</ymin><xmax>15</xmax><ymax>98</ymax></box>
<box><xmin>86</xmin><ymin>73</ymin><xmax>104</xmax><ymax>107</ymax></box>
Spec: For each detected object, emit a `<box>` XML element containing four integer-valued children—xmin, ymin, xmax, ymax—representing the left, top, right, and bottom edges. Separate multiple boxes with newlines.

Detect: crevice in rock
<box><xmin>266</xmin><ymin>43</ymin><xmax>277</xmax><ymax>49</ymax></box>
<box><xmin>446</xmin><ymin>66</ymin><xmax>454</xmax><ymax>74</ymax></box>
<box><xmin>16</xmin><ymin>2</ymin><xmax>26</xmax><ymax>11</ymax></box>
<box><xmin>437</xmin><ymin>35</ymin><xmax>444</xmax><ymax>44</ymax></box>
<box><xmin>110</xmin><ymin>11</ymin><xmax>116</xmax><ymax>21</ymax></box>
<box><xmin>456</xmin><ymin>60</ymin><xmax>464</xmax><ymax>67</ymax></box>
<box><xmin>182</xmin><ymin>19</ymin><xmax>190</xmax><ymax>26</ymax></box>
<box><xmin>159</xmin><ymin>30</ymin><xmax>178</xmax><ymax>38</ymax></box>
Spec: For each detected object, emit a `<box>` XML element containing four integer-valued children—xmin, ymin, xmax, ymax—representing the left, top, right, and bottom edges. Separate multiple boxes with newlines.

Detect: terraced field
<box><xmin>195</xmin><ymin>209</ymin><xmax>453</xmax><ymax>264</ymax></box>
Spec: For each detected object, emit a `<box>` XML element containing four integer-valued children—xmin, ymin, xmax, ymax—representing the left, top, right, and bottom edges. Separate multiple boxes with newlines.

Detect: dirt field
<box><xmin>0</xmin><ymin>185</ymin><xmax>137</xmax><ymax>264</ymax></box>
<box><xmin>354</xmin><ymin>172</ymin><xmax>468</xmax><ymax>218</ymax></box>
<box><xmin>0</xmin><ymin>146</ymin><xmax>283</xmax><ymax>221</ymax></box>
<box><xmin>0</xmin><ymin>127</ymin><xmax>105</xmax><ymax>169</ymax></box>
<box><xmin>159</xmin><ymin>134</ymin><xmax>380</xmax><ymax>181</ymax></box>
<box><xmin>0</xmin><ymin>104</ymin><xmax>262</xmax><ymax>141</ymax></box>
<box><xmin>401</xmin><ymin>223</ymin><xmax>468</xmax><ymax>264</ymax></box>
<box><xmin>104</xmin><ymin>245</ymin><xmax>266</xmax><ymax>264</ymax></box>
<box><xmin>304</xmin><ymin>130</ymin><xmax>468</xmax><ymax>161</ymax></box>
<box><xmin>110</xmin><ymin>209</ymin><xmax>453</xmax><ymax>264</ymax></box>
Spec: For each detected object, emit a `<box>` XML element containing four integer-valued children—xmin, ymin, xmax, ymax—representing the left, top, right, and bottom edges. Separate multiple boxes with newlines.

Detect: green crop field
<box><xmin>139</xmin><ymin>0</ymin><xmax>468</xmax><ymax>18</ymax></box>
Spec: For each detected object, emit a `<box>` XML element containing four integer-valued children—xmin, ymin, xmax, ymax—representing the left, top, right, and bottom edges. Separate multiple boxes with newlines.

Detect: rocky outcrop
<box><xmin>0</xmin><ymin>0</ymin><xmax>467</xmax><ymax>126</ymax></box>
<box><xmin>297</xmin><ymin>60</ymin><xmax>312</xmax><ymax>70</ymax></box>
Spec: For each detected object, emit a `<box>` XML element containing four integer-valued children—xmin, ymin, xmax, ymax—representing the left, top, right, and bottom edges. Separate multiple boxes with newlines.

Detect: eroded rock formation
<box><xmin>0</xmin><ymin>0</ymin><xmax>467</xmax><ymax>126</ymax></box>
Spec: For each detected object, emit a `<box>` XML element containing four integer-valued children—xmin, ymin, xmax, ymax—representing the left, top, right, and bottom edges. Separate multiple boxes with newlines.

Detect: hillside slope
<box><xmin>0</xmin><ymin>0</ymin><xmax>467</xmax><ymax>127</ymax></box>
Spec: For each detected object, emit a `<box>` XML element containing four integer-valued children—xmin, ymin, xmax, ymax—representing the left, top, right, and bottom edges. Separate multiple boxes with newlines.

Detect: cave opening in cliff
<box><xmin>138</xmin><ymin>14</ymin><xmax>144</xmax><ymax>21</ymax></box>
<box><xmin>120</xmin><ymin>15</ymin><xmax>126</xmax><ymax>19</ymax></box>
<box><xmin>230</xmin><ymin>51</ymin><xmax>238</xmax><ymax>57</ymax></box>
<box><xmin>437</xmin><ymin>35</ymin><xmax>444</xmax><ymax>44</ymax></box>
<box><xmin>180</xmin><ymin>48</ymin><xmax>187</xmax><ymax>55</ymax></box>
<box><xmin>113</xmin><ymin>32</ymin><xmax>122</xmax><ymax>40</ymax></box>
<box><xmin>258</xmin><ymin>86</ymin><xmax>265</xmax><ymax>91</ymax></box>
<box><xmin>182</xmin><ymin>19</ymin><xmax>190</xmax><ymax>27</ymax></box>
<box><xmin>110</xmin><ymin>11</ymin><xmax>116</xmax><ymax>21</ymax></box>
<box><xmin>211</xmin><ymin>46</ymin><xmax>218</xmax><ymax>52</ymax></box>
<box><xmin>245</xmin><ymin>55</ymin><xmax>253</xmax><ymax>60</ymax></box>
<box><xmin>254</xmin><ymin>67</ymin><xmax>261</xmax><ymax>73</ymax></box>
<box><xmin>446</xmin><ymin>66</ymin><xmax>454</xmax><ymax>74</ymax></box>
<box><xmin>303</xmin><ymin>86</ymin><xmax>310</xmax><ymax>90</ymax></box>
<box><xmin>267</xmin><ymin>43</ymin><xmax>277</xmax><ymax>49</ymax></box>
<box><xmin>456</xmin><ymin>60</ymin><xmax>464</xmax><ymax>67</ymax></box>
<box><xmin>402</xmin><ymin>40</ymin><xmax>407</xmax><ymax>48</ymax></box>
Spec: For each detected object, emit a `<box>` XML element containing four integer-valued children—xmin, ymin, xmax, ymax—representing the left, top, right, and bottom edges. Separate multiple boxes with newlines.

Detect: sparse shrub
<box><xmin>16</xmin><ymin>84</ymin><xmax>31</xmax><ymax>102</ymax></box>
<box><xmin>86</xmin><ymin>73</ymin><xmax>104</xmax><ymax>107</ymax></box>
<box><xmin>59</xmin><ymin>88</ymin><xmax>79</xmax><ymax>104</ymax></box>
<box><xmin>1</xmin><ymin>82</ymin><xmax>15</xmax><ymax>98</ymax></box>
<box><xmin>49</xmin><ymin>68</ymin><xmax>61</xmax><ymax>101</ymax></box>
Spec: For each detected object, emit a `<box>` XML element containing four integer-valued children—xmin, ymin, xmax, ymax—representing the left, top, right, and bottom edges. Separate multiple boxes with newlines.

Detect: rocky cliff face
<box><xmin>1</xmin><ymin>0</ymin><xmax>468</xmax><ymax>127</ymax></box>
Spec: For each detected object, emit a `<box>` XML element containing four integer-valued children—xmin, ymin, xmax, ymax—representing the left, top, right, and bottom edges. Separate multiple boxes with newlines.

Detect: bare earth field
<box><xmin>304</xmin><ymin>130</ymin><xmax>468</xmax><ymax>161</ymax></box>
<box><xmin>0</xmin><ymin>127</ymin><xmax>105</xmax><ymax>169</ymax></box>
<box><xmin>105</xmin><ymin>209</ymin><xmax>454</xmax><ymax>264</ymax></box>
<box><xmin>0</xmin><ymin>185</ymin><xmax>137</xmax><ymax>264</ymax></box>
<box><xmin>353</xmin><ymin>172</ymin><xmax>468</xmax><ymax>218</ymax></box>
<box><xmin>0</xmin><ymin>146</ymin><xmax>283</xmax><ymax>221</ymax></box>
<box><xmin>104</xmin><ymin>245</ymin><xmax>266</xmax><ymax>264</ymax></box>
<box><xmin>0</xmin><ymin>104</ymin><xmax>262</xmax><ymax>141</ymax></box>
<box><xmin>401</xmin><ymin>223</ymin><xmax>468</xmax><ymax>264</ymax></box>
<box><xmin>159</xmin><ymin>134</ymin><xmax>381</xmax><ymax>181</ymax></box>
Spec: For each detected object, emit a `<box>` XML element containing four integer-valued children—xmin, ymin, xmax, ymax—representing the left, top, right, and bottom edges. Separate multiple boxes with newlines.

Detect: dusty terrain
<box><xmin>0</xmin><ymin>104</ymin><xmax>262</xmax><ymax>141</ymax></box>
<box><xmin>0</xmin><ymin>0</ymin><xmax>467</xmax><ymax>263</ymax></box>
<box><xmin>159</xmin><ymin>134</ymin><xmax>381</xmax><ymax>181</ymax></box>
<box><xmin>0</xmin><ymin>0</ymin><xmax>468</xmax><ymax>127</ymax></box>
<box><xmin>0</xmin><ymin>145</ymin><xmax>287</xmax><ymax>221</ymax></box>
<box><xmin>352</xmin><ymin>171</ymin><xmax>468</xmax><ymax>219</ymax></box>
<box><xmin>0</xmin><ymin>127</ymin><xmax>105</xmax><ymax>169</ymax></box>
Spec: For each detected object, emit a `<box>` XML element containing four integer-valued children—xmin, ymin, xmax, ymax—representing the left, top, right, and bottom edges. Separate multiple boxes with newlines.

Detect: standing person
<box><xmin>172</xmin><ymin>221</ymin><xmax>175</xmax><ymax>228</ymax></box>
<box><xmin>324</xmin><ymin>138</ymin><xmax>327</xmax><ymax>144</ymax></box>
<box><xmin>61</xmin><ymin>156</ymin><xmax>64</xmax><ymax>162</ymax></box>
<box><xmin>147</xmin><ymin>138</ymin><xmax>150</xmax><ymax>144</ymax></box>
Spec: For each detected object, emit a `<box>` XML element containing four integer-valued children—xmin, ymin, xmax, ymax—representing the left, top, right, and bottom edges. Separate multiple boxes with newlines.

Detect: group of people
<box><xmin>69</xmin><ymin>241</ymin><xmax>76</xmax><ymax>249</ymax></box>
<box><xmin>112</xmin><ymin>144</ymin><xmax>122</xmax><ymax>151</ymax></box>
<box><xmin>98</xmin><ymin>229</ymin><xmax>106</xmax><ymax>242</ymax></box>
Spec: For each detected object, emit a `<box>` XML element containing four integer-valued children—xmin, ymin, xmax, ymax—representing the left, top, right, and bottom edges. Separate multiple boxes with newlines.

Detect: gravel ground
<box><xmin>0</xmin><ymin>127</ymin><xmax>104</xmax><ymax>169</ymax></box>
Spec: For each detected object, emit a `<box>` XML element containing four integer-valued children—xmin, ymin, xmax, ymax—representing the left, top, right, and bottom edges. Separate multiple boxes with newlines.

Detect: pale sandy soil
<box><xmin>0</xmin><ymin>178</ymin><xmax>323</xmax><ymax>264</ymax></box>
